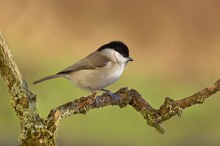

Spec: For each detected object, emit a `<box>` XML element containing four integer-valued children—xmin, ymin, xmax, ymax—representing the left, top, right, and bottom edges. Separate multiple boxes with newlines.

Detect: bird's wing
<box><xmin>57</xmin><ymin>51</ymin><xmax>111</xmax><ymax>74</ymax></box>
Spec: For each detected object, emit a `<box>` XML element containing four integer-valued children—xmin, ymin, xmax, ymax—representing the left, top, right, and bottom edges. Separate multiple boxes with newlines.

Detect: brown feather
<box><xmin>57</xmin><ymin>51</ymin><xmax>110</xmax><ymax>74</ymax></box>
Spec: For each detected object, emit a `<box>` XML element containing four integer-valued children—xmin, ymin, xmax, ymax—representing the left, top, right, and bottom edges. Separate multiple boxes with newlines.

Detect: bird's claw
<box><xmin>107</xmin><ymin>92</ymin><xmax>119</xmax><ymax>100</ymax></box>
<box><xmin>94</xmin><ymin>95</ymin><xmax>102</xmax><ymax>106</ymax></box>
<box><xmin>100</xmin><ymin>89</ymin><xmax>119</xmax><ymax>100</ymax></box>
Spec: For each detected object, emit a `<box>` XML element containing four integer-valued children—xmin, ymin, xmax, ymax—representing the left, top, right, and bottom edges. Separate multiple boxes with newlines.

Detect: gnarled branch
<box><xmin>47</xmin><ymin>79</ymin><xmax>220</xmax><ymax>135</ymax></box>
<box><xmin>0</xmin><ymin>31</ymin><xmax>219</xmax><ymax>145</ymax></box>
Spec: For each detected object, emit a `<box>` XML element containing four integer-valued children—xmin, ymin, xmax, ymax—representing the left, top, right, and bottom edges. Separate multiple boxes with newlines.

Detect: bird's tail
<box><xmin>33</xmin><ymin>74</ymin><xmax>63</xmax><ymax>84</ymax></box>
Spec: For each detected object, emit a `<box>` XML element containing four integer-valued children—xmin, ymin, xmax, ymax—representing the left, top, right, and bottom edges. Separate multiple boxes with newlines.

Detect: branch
<box><xmin>0</xmin><ymin>32</ymin><xmax>36</xmax><ymax>114</ymax></box>
<box><xmin>0</xmin><ymin>32</ymin><xmax>50</xmax><ymax>144</ymax></box>
<box><xmin>47</xmin><ymin>79</ymin><xmax>220</xmax><ymax>134</ymax></box>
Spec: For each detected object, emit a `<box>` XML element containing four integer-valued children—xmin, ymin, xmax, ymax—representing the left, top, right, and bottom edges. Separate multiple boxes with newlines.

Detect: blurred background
<box><xmin>1</xmin><ymin>0</ymin><xmax>220</xmax><ymax>145</ymax></box>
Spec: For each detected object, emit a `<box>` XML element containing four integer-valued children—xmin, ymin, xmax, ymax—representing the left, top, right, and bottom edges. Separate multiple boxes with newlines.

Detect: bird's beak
<box><xmin>128</xmin><ymin>57</ymin><xmax>134</xmax><ymax>61</ymax></box>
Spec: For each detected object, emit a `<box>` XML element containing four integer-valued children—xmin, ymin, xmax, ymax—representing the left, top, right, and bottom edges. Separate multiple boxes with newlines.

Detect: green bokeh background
<box><xmin>1</xmin><ymin>0</ymin><xmax>220</xmax><ymax>146</ymax></box>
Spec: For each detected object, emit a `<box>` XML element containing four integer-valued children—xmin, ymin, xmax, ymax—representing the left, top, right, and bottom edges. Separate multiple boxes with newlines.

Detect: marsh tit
<box><xmin>33</xmin><ymin>41</ymin><xmax>133</xmax><ymax>98</ymax></box>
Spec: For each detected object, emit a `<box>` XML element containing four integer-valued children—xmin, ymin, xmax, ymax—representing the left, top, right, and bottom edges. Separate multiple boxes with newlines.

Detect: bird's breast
<box><xmin>66</xmin><ymin>62</ymin><xmax>125</xmax><ymax>91</ymax></box>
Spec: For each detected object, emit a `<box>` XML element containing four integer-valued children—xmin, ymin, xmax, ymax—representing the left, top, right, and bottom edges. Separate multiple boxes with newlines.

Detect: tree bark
<box><xmin>0</xmin><ymin>33</ymin><xmax>55</xmax><ymax>145</ymax></box>
<box><xmin>0</xmin><ymin>32</ymin><xmax>220</xmax><ymax>145</ymax></box>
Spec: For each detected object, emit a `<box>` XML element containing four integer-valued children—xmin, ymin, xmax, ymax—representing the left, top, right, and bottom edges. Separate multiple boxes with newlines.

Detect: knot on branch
<box><xmin>158</xmin><ymin>97</ymin><xmax>183</xmax><ymax>120</ymax></box>
<box><xmin>214</xmin><ymin>79</ymin><xmax>220</xmax><ymax>91</ymax></box>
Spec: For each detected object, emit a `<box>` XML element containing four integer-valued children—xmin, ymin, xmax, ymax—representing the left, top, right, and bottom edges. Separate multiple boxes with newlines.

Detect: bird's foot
<box><xmin>101</xmin><ymin>89</ymin><xmax>119</xmax><ymax>100</ymax></box>
<box><xmin>107</xmin><ymin>92</ymin><xmax>119</xmax><ymax>99</ymax></box>
<box><xmin>90</xmin><ymin>91</ymin><xmax>102</xmax><ymax>106</ymax></box>
<box><xmin>94</xmin><ymin>95</ymin><xmax>102</xmax><ymax>106</ymax></box>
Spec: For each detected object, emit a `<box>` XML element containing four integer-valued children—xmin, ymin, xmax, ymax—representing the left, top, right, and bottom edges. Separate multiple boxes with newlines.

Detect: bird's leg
<box><xmin>89</xmin><ymin>89</ymin><xmax>101</xmax><ymax>105</ymax></box>
<box><xmin>100</xmin><ymin>89</ymin><xmax>119</xmax><ymax>100</ymax></box>
<box><xmin>91</xmin><ymin>91</ymin><xmax>97</xmax><ymax>99</ymax></box>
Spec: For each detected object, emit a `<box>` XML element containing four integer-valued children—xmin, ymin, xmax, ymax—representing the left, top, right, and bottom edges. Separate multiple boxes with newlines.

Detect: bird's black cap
<box><xmin>97</xmin><ymin>41</ymin><xmax>130</xmax><ymax>58</ymax></box>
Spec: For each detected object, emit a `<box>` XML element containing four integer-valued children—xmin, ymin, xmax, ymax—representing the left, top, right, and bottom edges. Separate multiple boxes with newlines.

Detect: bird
<box><xmin>33</xmin><ymin>41</ymin><xmax>133</xmax><ymax>99</ymax></box>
